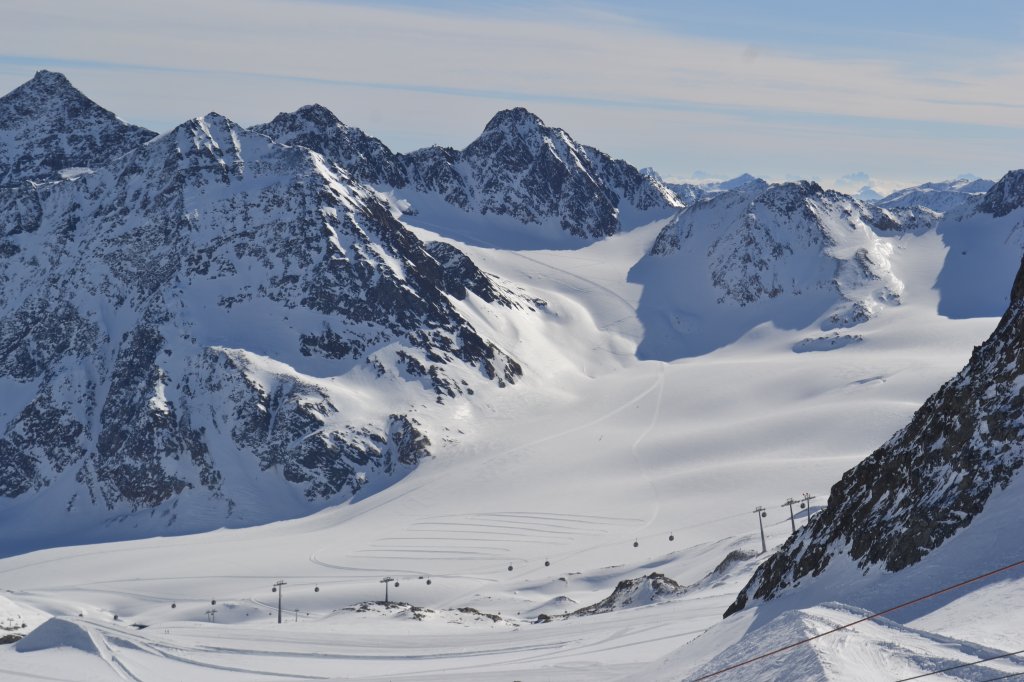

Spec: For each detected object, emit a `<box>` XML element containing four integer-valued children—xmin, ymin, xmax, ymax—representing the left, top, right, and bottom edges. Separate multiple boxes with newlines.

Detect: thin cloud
<box><xmin>1</xmin><ymin>0</ymin><xmax>1021</xmax><ymax>182</ymax></box>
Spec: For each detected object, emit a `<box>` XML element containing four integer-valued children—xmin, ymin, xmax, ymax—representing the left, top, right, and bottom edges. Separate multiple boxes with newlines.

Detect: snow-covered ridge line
<box><xmin>254</xmin><ymin>104</ymin><xmax>682</xmax><ymax>244</ymax></box>
<box><xmin>0</xmin><ymin>92</ymin><xmax>526</xmax><ymax>547</ymax></box>
<box><xmin>0</xmin><ymin>70</ymin><xmax>156</xmax><ymax>187</ymax></box>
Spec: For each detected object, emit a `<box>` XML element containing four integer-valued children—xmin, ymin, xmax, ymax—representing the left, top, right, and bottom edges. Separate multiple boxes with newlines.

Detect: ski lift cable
<box><xmin>688</xmin><ymin>557</ymin><xmax>1024</xmax><ymax>682</ymax></box>
<box><xmin>892</xmin><ymin>648</ymin><xmax>1024</xmax><ymax>681</ymax></box>
<box><xmin>976</xmin><ymin>672</ymin><xmax>1024</xmax><ymax>682</ymax></box>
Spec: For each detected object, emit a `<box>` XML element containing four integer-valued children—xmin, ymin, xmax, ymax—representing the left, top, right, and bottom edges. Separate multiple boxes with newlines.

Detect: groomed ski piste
<box><xmin>1</xmin><ymin>214</ymin><xmax>1022</xmax><ymax>681</ymax></box>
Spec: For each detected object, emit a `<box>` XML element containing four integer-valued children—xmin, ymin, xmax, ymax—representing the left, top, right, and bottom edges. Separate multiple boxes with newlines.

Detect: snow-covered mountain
<box><xmin>935</xmin><ymin>169</ymin><xmax>1024</xmax><ymax>318</ymax></box>
<box><xmin>251</xmin><ymin>104</ymin><xmax>407</xmax><ymax>189</ymax></box>
<box><xmin>877</xmin><ymin>176</ymin><xmax>995</xmax><ymax>213</ymax></box>
<box><xmin>0</xmin><ymin>71</ymin><xmax>156</xmax><ymax>186</ymax></box>
<box><xmin>725</xmin><ymin>246</ymin><xmax>1024</xmax><ymax>619</ymax></box>
<box><xmin>2</xmin><ymin>69</ymin><xmax>1023</xmax><ymax>680</ymax></box>
<box><xmin>629</xmin><ymin>180</ymin><xmax>936</xmax><ymax>358</ymax></box>
<box><xmin>655</xmin><ymin>172</ymin><xmax>762</xmax><ymax>205</ymax></box>
<box><xmin>832</xmin><ymin>171</ymin><xmax>896</xmax><ymax>201</ymax></box>
<box><xmin>0</xmin><ymin>77</ymin><xmax>525</xmax><ymax>547</ymax></box>
<box><xmin>256</xmin><ymin>105</ymin><xmax>681</xmax><ymax>247</ymax></box>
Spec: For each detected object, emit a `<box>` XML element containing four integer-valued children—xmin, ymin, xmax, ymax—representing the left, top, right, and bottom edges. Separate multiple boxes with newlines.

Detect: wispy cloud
<box><xmin>1</xmin><ymin>0</ymin><xmax>1021</xmax><ymax>183</ymax></box>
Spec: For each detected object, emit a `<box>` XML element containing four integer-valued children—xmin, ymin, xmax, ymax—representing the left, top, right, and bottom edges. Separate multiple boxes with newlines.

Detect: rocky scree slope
<box><xmin>0</xmin><ymin>70</ymin><xmax>156</xmax><ymax>187</ymax></box>
<box><xmin>0</xmin><ymin>101</ymin><xmax>522</xmax><ymax>535</ymax></box>
<box><xmin>725</xmin><ymin>248</ymin><xmax>1024</xmax><ymax>617</ymax></box>
<box><xmin>255</xmin><ymin>105</ymin><xmax>681</xmax><ymax>240</ymax></box>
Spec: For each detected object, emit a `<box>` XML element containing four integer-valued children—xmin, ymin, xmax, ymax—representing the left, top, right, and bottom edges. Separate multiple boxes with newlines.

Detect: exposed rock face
<box><xmin>631</xmin><ymin>180</ymin><xmax>934</xmax><ymax>359</ymax></box>
<box><xmin>725</xmin><ymin>252</ymin><xmax>1024</xmax><ymax>617</ymax></box>
<box><xmin>0</xmin><ymin>78</ymin><xmax>523</xmax><ymax>534</ymax></box>
<box><xmin>0</xmin><ymin>71</ymin><xmax>156</xmax><ymax>186</ymax></box>
<box><xmin>977</xmin><ymin>169</ymin><xmax>1024</xmax><ymax>218</ymax></box>
<box><xmin>570</xmin><ymin>573</ymin><xmax>685</xmax><ymax>616</ymax></box>
<box><xmin>255</xmin><ymin>105</ymin><xmax>681</xmax><ymax>240</ymax></box>
<box><xmin>649</xmin><ymin>181</ymin><xmax>927</xmax><ymax>307</ymax></box>
<box><xmin>251</xmin><ymin>104</ymin><xmax>408</xmax><ymax>188</ymax></box>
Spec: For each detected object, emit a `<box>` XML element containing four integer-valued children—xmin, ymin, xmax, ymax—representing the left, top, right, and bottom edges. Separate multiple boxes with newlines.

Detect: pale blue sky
<box><xmin>1</xmin><ymin>0</ymin><xmax>1021</xmax><ymax>188</ymax></box>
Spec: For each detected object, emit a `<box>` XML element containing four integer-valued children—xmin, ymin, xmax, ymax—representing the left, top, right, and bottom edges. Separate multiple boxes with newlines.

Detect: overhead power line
<box><xmin>893</xmin><ymin>648</ymin><xmax>1024</xmax><ymax>681</ymax></box>
<box><xmin>689</xmin><ymin>557</ymin><xmax>1024</xmax><ymax>681</ymax></box>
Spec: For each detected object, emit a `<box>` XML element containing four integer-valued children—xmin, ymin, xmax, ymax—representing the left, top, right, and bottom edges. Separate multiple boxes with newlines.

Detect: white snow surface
<box><xmin>0</xmin><ymin>207</ymin><xmax>1020</xmax><ymax>679</ymax></box>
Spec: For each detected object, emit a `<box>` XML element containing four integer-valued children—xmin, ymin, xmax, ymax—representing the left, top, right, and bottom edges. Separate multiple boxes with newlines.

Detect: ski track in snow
<box><xmin>1</xmin><ymin>210</ymin><xmax>1019</xmax><ymax>679</ymax></box>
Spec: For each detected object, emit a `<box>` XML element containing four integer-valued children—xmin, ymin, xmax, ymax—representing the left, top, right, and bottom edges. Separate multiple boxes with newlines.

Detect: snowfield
<box><xmin>2</xmin><ymin>205</ymin><xmax>1021</xmax><ymax>681</ymax></box>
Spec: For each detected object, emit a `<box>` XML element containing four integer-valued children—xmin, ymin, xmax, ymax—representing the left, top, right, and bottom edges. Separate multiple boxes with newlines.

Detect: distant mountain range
<box><xmin>0</xmin><ymin>69</ymin><xmax>1022</xmax><ymax>558</ymax></box>
<box><xmin>876</xmin><ymin>177</ymin><xmax>996</xmax><ymax>213</ymax></box>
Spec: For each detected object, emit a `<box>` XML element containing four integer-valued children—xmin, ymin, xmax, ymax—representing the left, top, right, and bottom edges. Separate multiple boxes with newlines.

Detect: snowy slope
<box><xmin>0</xmin><ymin>71</ymin><xmax>1020</xmax><ymax>681</ymax></box>
<box><xmin>660</xmin><ymin>603</ymin><xmax>1024</xmax><ymax>681</ymax></box>
<box><xmin>629</xmin><ymin>180</ymin><xmax>937</xmax><ymax>359</ymax></box>
<box><xmin>0</xmin><ymin>71</ymin><xmax>156</xmax><ymax>186</ymax></box>
<box><xmin>726</xmin><ymin>246</ymin><xmax>1024</xmax><ymax>631</ymax></box>
<box><xmin>0</xmin><ymin>196</ymin><xmax>1006</xmax><ymax>679</ymax></box>
<box><xmin>936</xmin><ymin>169</ymin><xmax>1024</xmax><ymax>318</ymax></box>
<box><xmin>0</xmin><ymin>102</ymin><xmax>526</xmax><ymax>551</ymax></box>
<box><xmin>876</xmin><ymin>177</ymin><xmax>995</xmax><ymax>213</ymax></box>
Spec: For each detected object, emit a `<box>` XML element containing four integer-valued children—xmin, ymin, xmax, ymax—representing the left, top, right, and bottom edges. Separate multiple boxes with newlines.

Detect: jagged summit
<box><xmin>253</xmin><ymin>104</ymin><xmax>680</xmax><ymax>244</ymax></box>
<box><xmin>0</xmin><ymin>70</ymin><xmax>155</xmax><ymax>186</ymax></box>
<box><xmin>978</xmin><ymin>168</ymin><xmax>1024</xmax><ymax>217</ymax></box>
<box><xmin>252</xmin><ymin>103</ymin><xmax>407</xmax><ymax>187</ymax></box>
<box><xmin>23</xmin><ymin>69</ymin><xmax>73</xmax><ymax>89</ymax></box>
<box><xmin>292</xmin><ymin>103</ymin><xmax>342</xmax><ymax>124</ymax></box>
<box><xmin>480</xmin><ymin>106</ymin><xmax>547</xmax><ymax>134</ymax></box>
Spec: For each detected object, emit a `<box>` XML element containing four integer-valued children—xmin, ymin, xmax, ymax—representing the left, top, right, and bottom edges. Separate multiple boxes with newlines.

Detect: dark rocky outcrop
<box><xmin>254</xmin><ymin>105</ymin><xmax>681</xmax><ymax>240</ymax></box>
<box><xmin>0</xmin><ymin>74</ymin><xmax>524</xmax><ymax>536</ymax></box>
<box><xmin>726</xmin><ymin>251</ymin><xmax>1024</xmax><ymax>617</ymax></box>
<box><xmin>0</xmin><ymin>71</ymin><xmax>156</xmax><ymax>186</ymax></box>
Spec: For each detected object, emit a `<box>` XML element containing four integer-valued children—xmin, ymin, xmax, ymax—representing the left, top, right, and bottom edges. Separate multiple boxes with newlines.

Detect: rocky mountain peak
<box><xmin>0</xmin><ymin>70</ymin><xmax>156</xmax><ymax>186</ymax></box>
<box><xmin>480</xmin><ymin>107</ymin><xmax>547</xmax><ymax>136</ymax></box>
<box><xmin>978</xmin><ymin>169</ymin><xmax>1024</xmax><ymax>217</ymax></box>
<box><xmin>291</xmin><ymin>103</ymin><xmax>344</xmax><ymax>127</ymax></box>
<box><xmin>252</xmin><ymin>104</ymin><xmax>407</xmax><ymax>188</ymax></box>
<box><xmin>22</xmin><ymin>69</ymin><xmax>74</xmax><ymax>91</ymax></box>
<box><xmin>253</xmin><ymin>103</ymin><xmax>678</xmax><ymax>243</ymax></box>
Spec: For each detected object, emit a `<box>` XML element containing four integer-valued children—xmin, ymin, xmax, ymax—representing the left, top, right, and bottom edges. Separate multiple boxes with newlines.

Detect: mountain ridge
<box><xmin>0</xmin><ymin>70</ymin><xmax>156</xmax><ymax>186</ymax></box>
